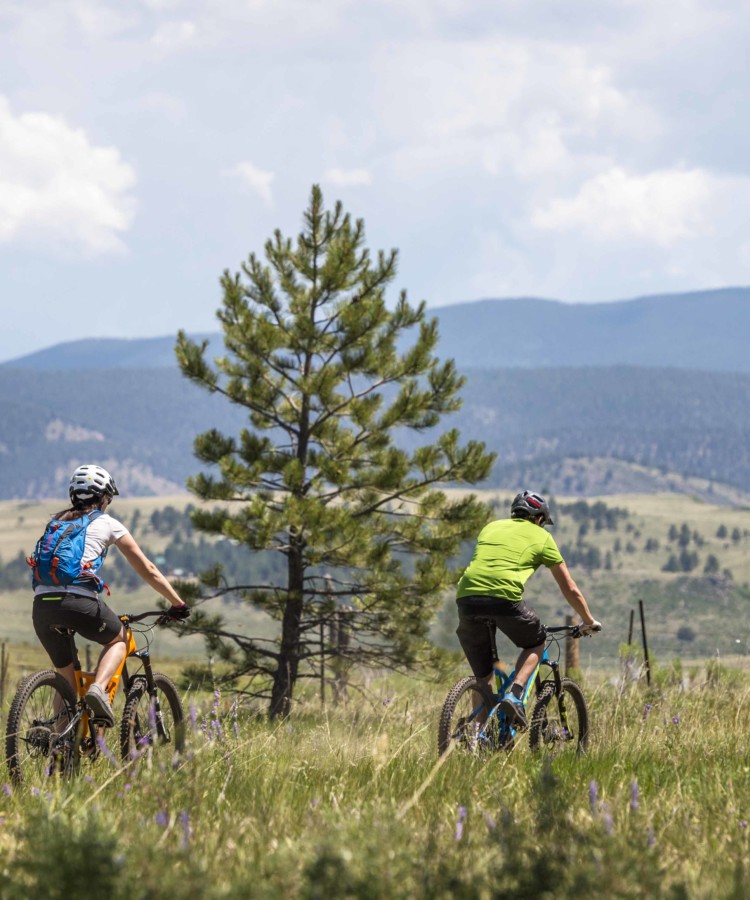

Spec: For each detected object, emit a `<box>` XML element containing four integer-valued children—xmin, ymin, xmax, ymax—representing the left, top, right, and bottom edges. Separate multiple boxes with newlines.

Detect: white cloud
<box><xmin>227</xmin><ymin>161</ymin><xmax>275</xmax><ymax>208</ymax></box>
<box><xmin>150</xmin><ymin>19</ymin><xmax>197</xmax><ymax>52</ymax></box>
<box><xmin>372</xmin><ymin>37</ymin><xmax>657</xmax><ymax>188</ymax></box>
<box><xmin>531</xmin><ymin>167</ymin><xmax>716</xmax><ymax>246</ymax></box>
<box><xmin>0</xmin><ymin>96</ymin><xmax>136</xmax><ymax>255</ymax></box>
<box><xmin>324</xmin><ymin>167</ymin><xmax>373</xmax><ymax>187</ymax></box>
<box><xmin>71</xmin><ymin>1</ymin><xmax>139</xmax><ymax>39</ymax></box>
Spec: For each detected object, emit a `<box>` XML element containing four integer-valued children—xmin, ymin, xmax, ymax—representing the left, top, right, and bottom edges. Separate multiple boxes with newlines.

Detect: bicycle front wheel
<box><xmin>120</xmin><ymin>673</ymin><xmax>185</xmax><ymax>761</ymax></box>
<box><xmin>5</xmin><ymin>669</ymin><xmax>79</xmax><ymax>784</ymax></box>
<box><xmin>529</xmin><ymin>677</ymin><xmax>589</xmax><ymax>754</ymax></box>
<box><xmin>438</xmin><ymin>676</ymin><xmax>501</xmax><ymax>756</ymax></box>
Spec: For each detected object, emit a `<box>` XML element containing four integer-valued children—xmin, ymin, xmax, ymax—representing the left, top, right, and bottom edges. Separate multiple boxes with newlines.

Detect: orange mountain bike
<box><xmin>5</xmin><ymin>610</ymin><xmax>185</xmax><ymax>784</ymax></box>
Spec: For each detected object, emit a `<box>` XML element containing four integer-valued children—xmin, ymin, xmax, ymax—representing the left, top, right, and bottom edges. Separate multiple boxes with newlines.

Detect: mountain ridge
<box><xmin>4</xmin><ymin>286</ymin><xmax>750</xmax><ymax>373</ymax></box>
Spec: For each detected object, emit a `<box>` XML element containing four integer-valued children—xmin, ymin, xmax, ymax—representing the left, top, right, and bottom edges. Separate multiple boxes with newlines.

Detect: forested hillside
<box><xmin>1</xmin><ymin>365</ymin><xmax>749</xmax><ymax>500</ymax></box>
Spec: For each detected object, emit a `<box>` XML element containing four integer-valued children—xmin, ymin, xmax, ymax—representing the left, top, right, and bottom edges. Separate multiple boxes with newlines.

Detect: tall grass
<box><xmin>2</xmin><ymin>665</ymin><xmax>750</xmax><ymax>898</ymax></box>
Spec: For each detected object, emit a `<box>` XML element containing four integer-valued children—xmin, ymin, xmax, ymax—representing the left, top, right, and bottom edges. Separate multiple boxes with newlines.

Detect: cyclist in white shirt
<box><xmin>32</xmin><ymin>464</ymin><xmax>189</xmax><ymax>726</ymax></box>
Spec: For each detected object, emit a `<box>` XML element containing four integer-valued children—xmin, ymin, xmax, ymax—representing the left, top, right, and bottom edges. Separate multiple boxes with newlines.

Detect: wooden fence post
<box><xmin>565</xmin><ymin>615</ymin><xmax>579</xmax><ymax>673</ymax></box>
<box><xmin>623</xmin><ymin>608</ymin><xmax>636</xmax><ymax>683</ymax></box>
<box><xmin>628</xmin><ymin>609</ymin><xmax>634</xmax><ymax>647</ymax></box>
<box><xmin>639</xmin><ymin>600</ymin><xmax>651</xmax><ymax>687</ymax></box>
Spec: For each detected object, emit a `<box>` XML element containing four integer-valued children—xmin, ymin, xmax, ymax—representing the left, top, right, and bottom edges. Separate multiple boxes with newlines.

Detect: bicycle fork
<box><xmin>133</xmin><ymin>648</ymin><xmax>169</xmax><ymax>741</ymax></box>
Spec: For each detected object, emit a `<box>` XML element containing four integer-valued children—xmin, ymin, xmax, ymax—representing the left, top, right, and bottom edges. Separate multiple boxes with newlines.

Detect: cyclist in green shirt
<box><xmin>456</xmin><ymin>490</ymin><xmax>601</xmax><ymax>727</ymax></box>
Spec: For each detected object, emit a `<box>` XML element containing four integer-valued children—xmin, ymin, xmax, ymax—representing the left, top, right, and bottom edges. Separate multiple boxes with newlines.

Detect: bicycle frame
<box><xmin>474</xmin><ymin>626</ymin><xmax>571</xmax><ymax>745</ymax></box>
<box><xmin>57</xmin><ymin>612</ymin><xmax>171</xmax><ymax>757</ymax></box>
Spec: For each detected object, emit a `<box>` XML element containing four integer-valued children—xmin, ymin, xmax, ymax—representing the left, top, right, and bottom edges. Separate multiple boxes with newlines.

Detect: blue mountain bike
<box><xmin>438</xmin><ymin>621</ymin><xmax>589</xmax><ymax>756</ymax></box>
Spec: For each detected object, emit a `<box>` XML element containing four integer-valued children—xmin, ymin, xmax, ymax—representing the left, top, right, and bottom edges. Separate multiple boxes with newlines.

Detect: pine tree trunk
<box><xmin>269</xmin><ymin>535</ymin><xmax>305</xmax><ymax>718</ymax></box>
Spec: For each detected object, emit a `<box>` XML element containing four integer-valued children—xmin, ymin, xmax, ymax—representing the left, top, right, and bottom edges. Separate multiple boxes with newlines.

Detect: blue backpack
<box><xmin>28</xmin><ymin>510</ymin><xmax>108</xmax><ymax>593</ymax></box>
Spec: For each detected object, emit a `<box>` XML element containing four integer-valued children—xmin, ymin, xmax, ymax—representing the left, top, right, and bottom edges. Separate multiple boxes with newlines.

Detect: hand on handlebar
<box><xmin>167</xmin><ymin>604</ymin><xmax>191</xmax><ymax>620</ymax></box>
<box><xmin>156</xmin><ymin>605</ymin><xmax>191</xmax><ymax>625</ymax></box>
<box><xmin>579</xmin><ymin>619</ymin><xmax>602</xmax><ymax>636</ymax></box>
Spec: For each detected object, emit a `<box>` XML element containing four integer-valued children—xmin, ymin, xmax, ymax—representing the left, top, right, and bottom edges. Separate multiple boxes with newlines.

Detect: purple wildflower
<box><xmin>455</xmin><ymin>806</ymin><xmax>467</xmax><ymax>841</ymax></box>
<box><xmin>179</xmin><ymin>810</ymin><xmax>191</xmax><ymax>849</ymax></box>
<box><xmin>643</xmin><ymin>703</ymin><xmax>652</xmax><ymax>721</ymax></box>
<box><xmin>602</xmin><ymin>806</ymin><xmax>614</xmax><ymax>836</ymax></box>
<box><xmin>2</xmin><ymin>783</ymin><xmax>11</xmax><ymax>798</ymax></box>
<box><xmin>96</xmin><ymin>735</ymin><xmax>118</xmax><ymax>767</ymax></box>
<box><xmin>189</xmin><ymin>702</ymin><xmax>198</xmax><ymax>731</ymax></box>
<box><xmin>231</xmin><ymin>697</ymin><xmax>239</xmax><ymax>739</ymax></box>
<box><xmin>148</xmin><ymin>701</ymin><xmax>157</xmax><ymax>733</ymax></box>
<box><xmin>672</xmin><ymin>715</ymin><xmax>680</xmax><ymax>727</ymax></box>
<box><xmin>630</xmin><ymin>780</ymin><xmax>640</xmax><ymax>812</ymax></box>
<box><xmin>588</xmin><ymin>780</ymin><xmax>598</xmax><ymax>814</ymax></box>
<box><xmin>31</xmin><ymin>787</ymin><xmax>40</xmax><ymax>796</ymax></box>
<box><xmin>740</xmin><ymin>820</ymin><xmax>748</xmax><ymax>829</ymax></box>
<box><xmin>155</xmin><ymin>810</ymin><xmax>168</xmax><ymax>828</ymax></box>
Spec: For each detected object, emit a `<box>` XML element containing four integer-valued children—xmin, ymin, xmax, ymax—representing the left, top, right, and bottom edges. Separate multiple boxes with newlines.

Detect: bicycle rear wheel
<box><xmin>529</xmin><ymin>677</ymin><xmax>589</xmax><ymax>754</ymax></box>
<box><xmin>5</xmin><ymin>670</ymin><xmax>79</xmax><ymax>784</ymax></box>
<box><xmin>438</xmin><ymin>676</ymin><xmax>504</xmax><ymax>756</ymax></box>
<box><xmin>120</xmin><ymin>673</ymin><xmax>185</xmax><ymax>761</ymax></box>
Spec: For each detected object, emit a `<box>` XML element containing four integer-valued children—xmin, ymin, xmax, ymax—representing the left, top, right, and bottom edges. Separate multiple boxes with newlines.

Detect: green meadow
<box><xmin>2</xmin><ymin>664</ymin><xmax>750</xmax><ymax>898</ymax></box>
<box><xmin>2</xmin><ymin>491</ymin><xmax>750</xmax><ymax>896</ymax></box>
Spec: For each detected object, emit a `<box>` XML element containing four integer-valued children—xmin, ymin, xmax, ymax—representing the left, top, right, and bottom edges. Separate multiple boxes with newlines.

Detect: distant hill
<box><xmin>3</xmin><ymin>287</ymin><xmax>750</xmax><ymax>373</ymax></box>
<box><xmin>1</xmin><ymin>334</ymin><xmax>217</xmax><ymax>371</ymax></box>
<box><xmin>1</xmin><ymin>364</ymin><xmax>750</xmax><ymax>501</ymax></box>
<box><xmin>426</xmin><ymin>287</ymin><xmax>750</xmax><ymax>372</ymax></box>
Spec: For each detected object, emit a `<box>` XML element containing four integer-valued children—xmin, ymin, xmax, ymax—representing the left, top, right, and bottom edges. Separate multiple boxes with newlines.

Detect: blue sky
<box><xmin>1</xmin><ymin>0</ymin><xmax>749</xmax><ymax>362</ymax></box>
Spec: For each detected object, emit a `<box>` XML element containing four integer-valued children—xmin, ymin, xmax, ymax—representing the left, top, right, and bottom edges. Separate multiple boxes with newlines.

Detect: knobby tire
<box><xmin>119</xmin><ymin>673</ymin><xmax>185</xmax><ymax>761</ymax></box>
<box><xmin>5</xmin><ymin>669</ymin><xmax>79</xmax><ymax>784</ymax></box>
<box><xmin>528</xmin><ymin>677</ymin><xmax>589</xmax><ymax>754</ymax></box>
<box><xmin>438</xmin><ymin>675</ymin><xmax>498</xmax><ymax>756</ymax></box>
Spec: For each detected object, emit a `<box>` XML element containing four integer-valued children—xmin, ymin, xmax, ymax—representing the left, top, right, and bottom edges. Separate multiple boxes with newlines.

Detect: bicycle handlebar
<box><xmin>121</xmin><ymin>610</ymin><xmax>173</xmax><ymax>624</ymax></box>
<box><xmin>546</xmin><ymin>623</ymin><xmax>601</xmax><ymax>639</ymax></box>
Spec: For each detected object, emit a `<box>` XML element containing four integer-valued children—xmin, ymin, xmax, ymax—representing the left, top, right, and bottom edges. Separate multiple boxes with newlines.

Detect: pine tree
<box><xmin>175</xmin><ymin>186</ymin><xmax>495</xmax><ymax>717</ymax></box>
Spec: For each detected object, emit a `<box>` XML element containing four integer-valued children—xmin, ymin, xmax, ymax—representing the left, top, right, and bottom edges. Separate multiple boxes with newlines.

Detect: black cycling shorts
<box><xmin>32</xmin><ymin>592</ymin><xmax>124</xmax><ymax>668</ymax></box>
<box><xmin>456</xmin><ymin>596</ymin><xmax>547</xmax><ymax>678</ymax></box>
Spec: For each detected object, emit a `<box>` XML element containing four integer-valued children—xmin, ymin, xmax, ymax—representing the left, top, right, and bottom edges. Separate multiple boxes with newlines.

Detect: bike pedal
<box><xmin>89</xmin><ymin>716</ymin><xmax>113</xmax><ymax>727</ymax></box>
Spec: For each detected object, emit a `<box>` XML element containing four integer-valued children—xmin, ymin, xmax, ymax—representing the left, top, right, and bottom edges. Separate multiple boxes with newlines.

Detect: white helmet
<box><xmin>69</xmin><ymin>464</ymin><xmax>119</xmax><ymax>507</ymax></box>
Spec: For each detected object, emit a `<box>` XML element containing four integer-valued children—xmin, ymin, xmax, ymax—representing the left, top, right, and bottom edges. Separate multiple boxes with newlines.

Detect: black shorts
<box><xmin>456</xmin><ymin>596</ymin><xmax>547</xmax><ymax>678</ymax></box>
<box><xmin>32</xmin><ymin>592</ymin><xmax>123</xmax><ymax>668</ymax></box>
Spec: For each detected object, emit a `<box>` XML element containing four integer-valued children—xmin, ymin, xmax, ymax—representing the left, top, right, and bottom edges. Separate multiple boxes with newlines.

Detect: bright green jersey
<box><xmin>456</xmin><ymin>518</ymin><xmax>564</xmax><ymax>602</ymax></box>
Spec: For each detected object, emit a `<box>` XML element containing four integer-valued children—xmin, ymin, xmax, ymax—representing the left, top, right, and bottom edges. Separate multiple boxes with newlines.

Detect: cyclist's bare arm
<box><xmin>116</xmin><ymin>533</ymin><xmax>186</xmax><ymax>608</ymax></box>
<box><xmin>549</xmin><ymin>562</ymin><xmax>597</xmax><ymax>627</ymax></box>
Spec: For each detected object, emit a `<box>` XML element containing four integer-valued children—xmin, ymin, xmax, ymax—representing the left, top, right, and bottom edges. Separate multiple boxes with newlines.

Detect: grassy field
<box><xmin>3</xmin><ymin>489</ymin><xmax>750</xmax><ymax>896</ymax></box>
<box><xmin>2</xmin><ymin>661</ymin><xmax>750</xmax><ymax>898</ymax></box>
<box><xmin>4</xmin><ymin>490</ymin><xmax>750</xmax><ymax>692</ymax></box>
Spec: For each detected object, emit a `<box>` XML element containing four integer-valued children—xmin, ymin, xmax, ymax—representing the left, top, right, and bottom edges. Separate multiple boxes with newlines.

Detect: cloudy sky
<box><xmin>1</xmin><ymin>0</ymin><xmax>749</xmax><ymax>362</ymax></box>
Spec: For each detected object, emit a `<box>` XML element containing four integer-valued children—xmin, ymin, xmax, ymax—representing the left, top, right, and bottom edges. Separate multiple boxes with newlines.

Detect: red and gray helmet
<box><xmin>510</xmin><ymin>490</ymin><xmax>554</xmax><ymax>525</ymax></box>
<box><xmin>69</xmin><ymin>464</ymin><xmax>119</xmax><ymax>507</ymax></box>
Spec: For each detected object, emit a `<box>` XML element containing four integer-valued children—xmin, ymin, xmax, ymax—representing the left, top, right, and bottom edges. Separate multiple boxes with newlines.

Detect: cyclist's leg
<box><xmin>93</xmin><ymin>625</ymin><xmax>128</xmax><ymax>688</ymax></box>
<box><xmin>493</xmin><ymin>601</ymin><xmax>547</xmax><ymax>697</ymax></box>
<box><xmin>509</xmin><ymin>644</ymin><xmax>545</xmax><ymax>696</ymax></box>
<box><xmin>456</xmin><ymin>607</ymin><xmax>496</xmax><ymax>722</ymax></box>
<box><xmin>32</xmin><ymin>597</ymin><xmax>79</xmax><ymax>728</ymax></box>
